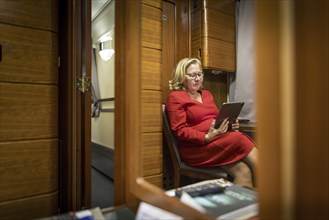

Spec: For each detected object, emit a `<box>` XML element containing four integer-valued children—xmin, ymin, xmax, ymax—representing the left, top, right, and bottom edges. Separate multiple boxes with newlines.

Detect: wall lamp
<box><xmin>99</xmin><ymin>40</ymin><xmax>114</xmax><ymax>62</ymax></box>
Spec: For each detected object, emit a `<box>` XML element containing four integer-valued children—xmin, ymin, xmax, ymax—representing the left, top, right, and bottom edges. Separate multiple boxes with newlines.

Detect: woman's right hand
<box><xmin>205</xmin><ymin>118</ymin><xmax>229</xmax><ymax>142</ymax></box>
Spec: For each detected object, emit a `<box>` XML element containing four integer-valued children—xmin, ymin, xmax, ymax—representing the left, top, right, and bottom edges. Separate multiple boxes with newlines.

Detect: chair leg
<box><xmin>173</xmin><ymin>171</ymin><xmax>181</xmax><ymax>188</ymax></box>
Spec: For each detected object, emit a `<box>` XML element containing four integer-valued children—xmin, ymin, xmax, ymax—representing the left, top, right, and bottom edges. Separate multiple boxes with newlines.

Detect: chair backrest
<box><xmin>162</xmin><ymin>104</ymin><xmax>231</xmax><ymax>187</ymax></box>
<box><xmin>162</xmin><ymin>104</ymin><xmax>182</xmax><ymax>166</ymax></box>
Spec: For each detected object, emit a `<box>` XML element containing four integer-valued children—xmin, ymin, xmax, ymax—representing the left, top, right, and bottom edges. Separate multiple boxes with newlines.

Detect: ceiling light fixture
<box><xmin>99</xmin><ymin>39</ymin><xmax>114</xmax><ymax>62</ymax></box>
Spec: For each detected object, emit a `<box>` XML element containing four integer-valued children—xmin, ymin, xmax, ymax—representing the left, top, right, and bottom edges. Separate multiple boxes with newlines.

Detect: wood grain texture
<box><xmin>142</xmin><ymin>132</ymin><xmax>162</xmax><ymax>177</ymax></box>
<box><xmin>140</xmin><ymin>0</ymin><xmax>163</xmax><ymax>188</ymax></box>
<box><xmin>203</xmin><ymin>8</ymin><xmax>235</xmax><ymax>42</ymax></box>
<box><xmin>141</xmin><ymin>90</ymin><xmax>162</xmax><ymax>133</ymax></box>
<box><xmin>191</xmin><ymin>9</ymin><xmax>201</xmax><ymax>43</ymax></box>
<box><xmin>162</xmin><ymin>1</ymin><xmax>176</xmax><ymax>103</ymax></box>
<box><xmin>0</xmin><ymin>24</ymin><xmax>58</xmax><ymax>84</ymax></box>
<box><xmin>142</xmin><ymin>0</ymin><xmax>162</xmax><ymax>8</ymax></box>
<box><xmin>142</xmin><ymin>4</ymin><xmax>162</xmax><ymax>49</ymax></box>
<box><xmin>175</xmin><ymin>0</ymin><xmax>190</xmax><ymax>61</ymax></box>
<box><xmin>143</xmin><ymin>174</ymin><xmax>163</xmax><ymax>188</ymax></box>
<box><xmin>142</xmin><ymin>47</ymin><xmax>162</xmax><ymax>90</ymax></box>
<box><xmin>203</xmin><ymin>0</ymin><xmax>235</xmax><ymax>16</ymax></box>
<box><xmin>0</xmin><ymin>192</ymin><xmax>58</xmax><ymax>220</ymax></box>
<box><xmin>0</xmin><ymin>140</ymin><xmax>58</xmax><ymax>202</ymax></box>
<box><xmin>0</xmin><ymin>83</ymin><xmax>58</xmax><ymax>140</ymax></box>
<box><xmin>191</xmin><ymin>0</ymin><xmax>236</xmax><ymax>72</ymax></box>
<box><xmin>0</xmin><ymin>0</ymin><xmax>59</xmax><ymax>217</ymax></box>
<box><xmin>201</xmin><ymin>37</ymin><xmax>235</xmax><ymax>71</ymax></box>
<box><xmin>0</xmin><ymin>0</ymin><xmax>58</xmax><ymax>32</ymax></box>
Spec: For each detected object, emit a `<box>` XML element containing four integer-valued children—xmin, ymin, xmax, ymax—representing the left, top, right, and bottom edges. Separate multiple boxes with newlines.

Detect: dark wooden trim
<box><xmin>58</xmin><ymin>0</ymin><xmax>74</xmax><ymax>212</ymax></box>
<box><xmin>58</xmin><ymin>0</ymin><xmax>91</xmax><ymax>212</ymax></box>
<box><xmin>81</xmin><ymin>0</ymin><xmax>92</xmax><ymax>210</ymax></box>
<box><xmin>114</xmin><ymin>0</ymin><xmax>128</xmax><ymax>206</ymax></box>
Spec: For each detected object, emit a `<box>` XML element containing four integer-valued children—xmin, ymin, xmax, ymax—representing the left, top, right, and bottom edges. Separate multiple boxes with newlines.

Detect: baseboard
<box><xmin>91</xmin><ymin>142</ymin><xmax>114</xmax><ymax>180</ymax></box>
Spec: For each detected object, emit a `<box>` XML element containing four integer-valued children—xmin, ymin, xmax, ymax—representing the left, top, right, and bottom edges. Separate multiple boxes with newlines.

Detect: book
<box><xmin>193</xmin><ymin>185</ymin><xmax>258</xmax><ymax>219</ymax></box>
<box><xmin>172</xmin><ymin>179</ymin><xmax>258</xmax><ymax>220</ymax></box>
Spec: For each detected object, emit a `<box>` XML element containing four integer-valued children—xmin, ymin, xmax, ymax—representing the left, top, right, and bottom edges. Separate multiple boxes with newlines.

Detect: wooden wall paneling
<box><xmin>0</xmin><ymin>0</ymin><xmax>59</xmax><ymax>218</ymax></box>
<box><xmin>0</xmin><ymin>192</ymin><xmax>58</xmax><ymax>220</ymax></box>
<box><xmin>175</xmin><ymin>0</ymin><xmax>190</xmax><ymax>60</ymax></box>
<box><xmin>115</xmin><ymin>1</ymin><xmax>221</xmax><ymax>218</ymax></box>
<box><xmin>142</xmin><ymin>133</ymin><xmax>162</xmax><ymax>178</ymax></box>
<box><xmin>0</xmin><ymin>83</ymin><xmax>58</xmax><ymax>140</ymax></box>
<box><xmin>141</xmin><ymin>4</ymin><xmax>162</xmax><ymax>49</ymax></box>
<box><xmin>141</xmin><ymin>90</ymin><xmax>162</xmax><ymax>133</ymax></box>
<box><xmin>162</xmin><ymin>0</ymin><xmax>191</xmax><ymax>103</ymax></box>
<box><xmin>141</xmin><ymin>0</ymin><xmax>163</xmax><ymax>188</ymax></box>
<box><xmin>191</xmin><ymin>8</ymin><xmax>201</xmax><ymax>46</ymax></box>
<box><xmin>162</xmin><ymin>0</ymin><xmax>175</xmax><ymax>103</ymax></box>
<box><xmin>142</xmin><ymin>48</ymin><xmax>162</xmax><ymax>91</ymax></box>
<box><xmin>0</xmin><ymin>0</ymin><xmax>58</xmax><ymax>32</ymax></box>
<box><xmin>141</xmin><ymin>89</ymin><xmax>162</xmax><ymax>186</ymax></box>
<box><xmin>0</xmin><ymin>24</ymin><xmax>58</xmax><ymax>84</ymax></box>
<box><xmin>0</xmin><ymin>140</ymin><xmax>58</xmax><ymax>202</ymax></box>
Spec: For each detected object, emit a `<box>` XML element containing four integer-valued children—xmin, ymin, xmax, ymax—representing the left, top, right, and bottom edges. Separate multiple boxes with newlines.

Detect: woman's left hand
<box><xmin>231</xmin><ymin>119</ymin><xmax>240</xmax><ymax>131</ymax></box>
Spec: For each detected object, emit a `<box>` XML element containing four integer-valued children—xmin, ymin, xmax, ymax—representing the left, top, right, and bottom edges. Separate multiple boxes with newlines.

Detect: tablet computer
<box><xmin>214</xmin><ymin>102</ymin><xmax>245</xmax><ymax>129</ymax></box>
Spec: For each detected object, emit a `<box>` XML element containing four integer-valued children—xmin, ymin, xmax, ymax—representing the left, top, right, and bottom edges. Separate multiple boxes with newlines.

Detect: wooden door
<box><xmin>58</xmin><ymin>0</ymin><xmax>92</xmax><ymax>212</ymax></box>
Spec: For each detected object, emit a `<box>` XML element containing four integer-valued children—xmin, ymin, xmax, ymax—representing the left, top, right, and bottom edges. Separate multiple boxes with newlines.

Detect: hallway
<box><xmin>91</xmin><ymin>167</ymin><xmax>114</xmax><ymax>209</ymax></box>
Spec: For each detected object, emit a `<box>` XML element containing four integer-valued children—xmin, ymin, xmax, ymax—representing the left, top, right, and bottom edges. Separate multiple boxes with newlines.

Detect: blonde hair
<box><xmin>169</xmin><ymin>58</ymin><xmax>203</xmax><ymax>91</ymax></box>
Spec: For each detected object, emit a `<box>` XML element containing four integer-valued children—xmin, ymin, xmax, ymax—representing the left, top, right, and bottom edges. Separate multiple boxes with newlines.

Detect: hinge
<box><xmin>77</xmin><ymin>75</ymin><xmax>91</xmax><ymax>93</ymax></box>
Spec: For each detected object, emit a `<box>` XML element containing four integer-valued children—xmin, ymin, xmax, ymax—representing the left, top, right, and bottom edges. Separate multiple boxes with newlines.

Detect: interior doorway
<box><xmin>90</xmin><ymin>0</ymin><xmax>115</xmax><ymax>208</ymax></box>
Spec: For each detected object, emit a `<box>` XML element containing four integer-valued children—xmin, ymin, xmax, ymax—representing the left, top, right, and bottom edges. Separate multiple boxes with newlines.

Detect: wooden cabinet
<box><xmin>191</xmin><ymin>0</ymin><xmax>236</xmax><ymax>72</ymax></box>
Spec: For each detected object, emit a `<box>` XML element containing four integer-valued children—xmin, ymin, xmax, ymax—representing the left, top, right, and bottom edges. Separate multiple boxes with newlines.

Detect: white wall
<box><xmin>91</xmin><ymin>0</ymin><xmax>115</xmax><ymax>149</ymax></box>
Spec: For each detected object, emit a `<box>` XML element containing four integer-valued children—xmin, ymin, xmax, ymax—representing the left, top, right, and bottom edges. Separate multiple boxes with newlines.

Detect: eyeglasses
<box><xmin>185</xmin><ymin>72</ymin><xmax>204</xmax><ymax>79</ymax></box>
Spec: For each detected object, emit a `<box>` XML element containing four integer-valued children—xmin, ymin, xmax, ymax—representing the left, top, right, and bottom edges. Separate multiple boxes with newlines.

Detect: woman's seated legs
<box><xmin>242</xmin><ymin>147</ymin><xmax>258</xmax><ymax>186</ymax></box>
<box><xmin>222</xmin><ymin>161</ymin><xmax>253</xmax><ymax>188</ymax></box>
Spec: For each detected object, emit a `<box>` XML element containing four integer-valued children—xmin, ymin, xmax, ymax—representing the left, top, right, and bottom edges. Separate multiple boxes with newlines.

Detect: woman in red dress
<box><xmin>166</xmin><ymin>58</ymin><xmax>258</xmax><ymax>187</ymax></box>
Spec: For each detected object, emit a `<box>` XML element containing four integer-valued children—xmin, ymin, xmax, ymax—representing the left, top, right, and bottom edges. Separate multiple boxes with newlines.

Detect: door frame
<box><xmin>58</xmin><ymin>0</ymin><xmax>91</xmax><ymax>212</ymax></box>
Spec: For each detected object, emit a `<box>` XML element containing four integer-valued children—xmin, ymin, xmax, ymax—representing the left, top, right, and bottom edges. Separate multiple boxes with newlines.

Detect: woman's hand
<box><xmin>204</xmin><ymin>118</ymin><xmax>229</xmax><ymax>142</ymax></box>
<box><xmin>231</xmin><ymin>119</ymin><xmax>240</xmax><ymax>131</ymax></box>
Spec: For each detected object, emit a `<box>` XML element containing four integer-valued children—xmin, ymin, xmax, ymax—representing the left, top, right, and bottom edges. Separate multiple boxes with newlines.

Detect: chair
<box><xmin>162</xmin><ymin>104</ymin><xmax>231</xmax><ymax>188</ymax></box>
